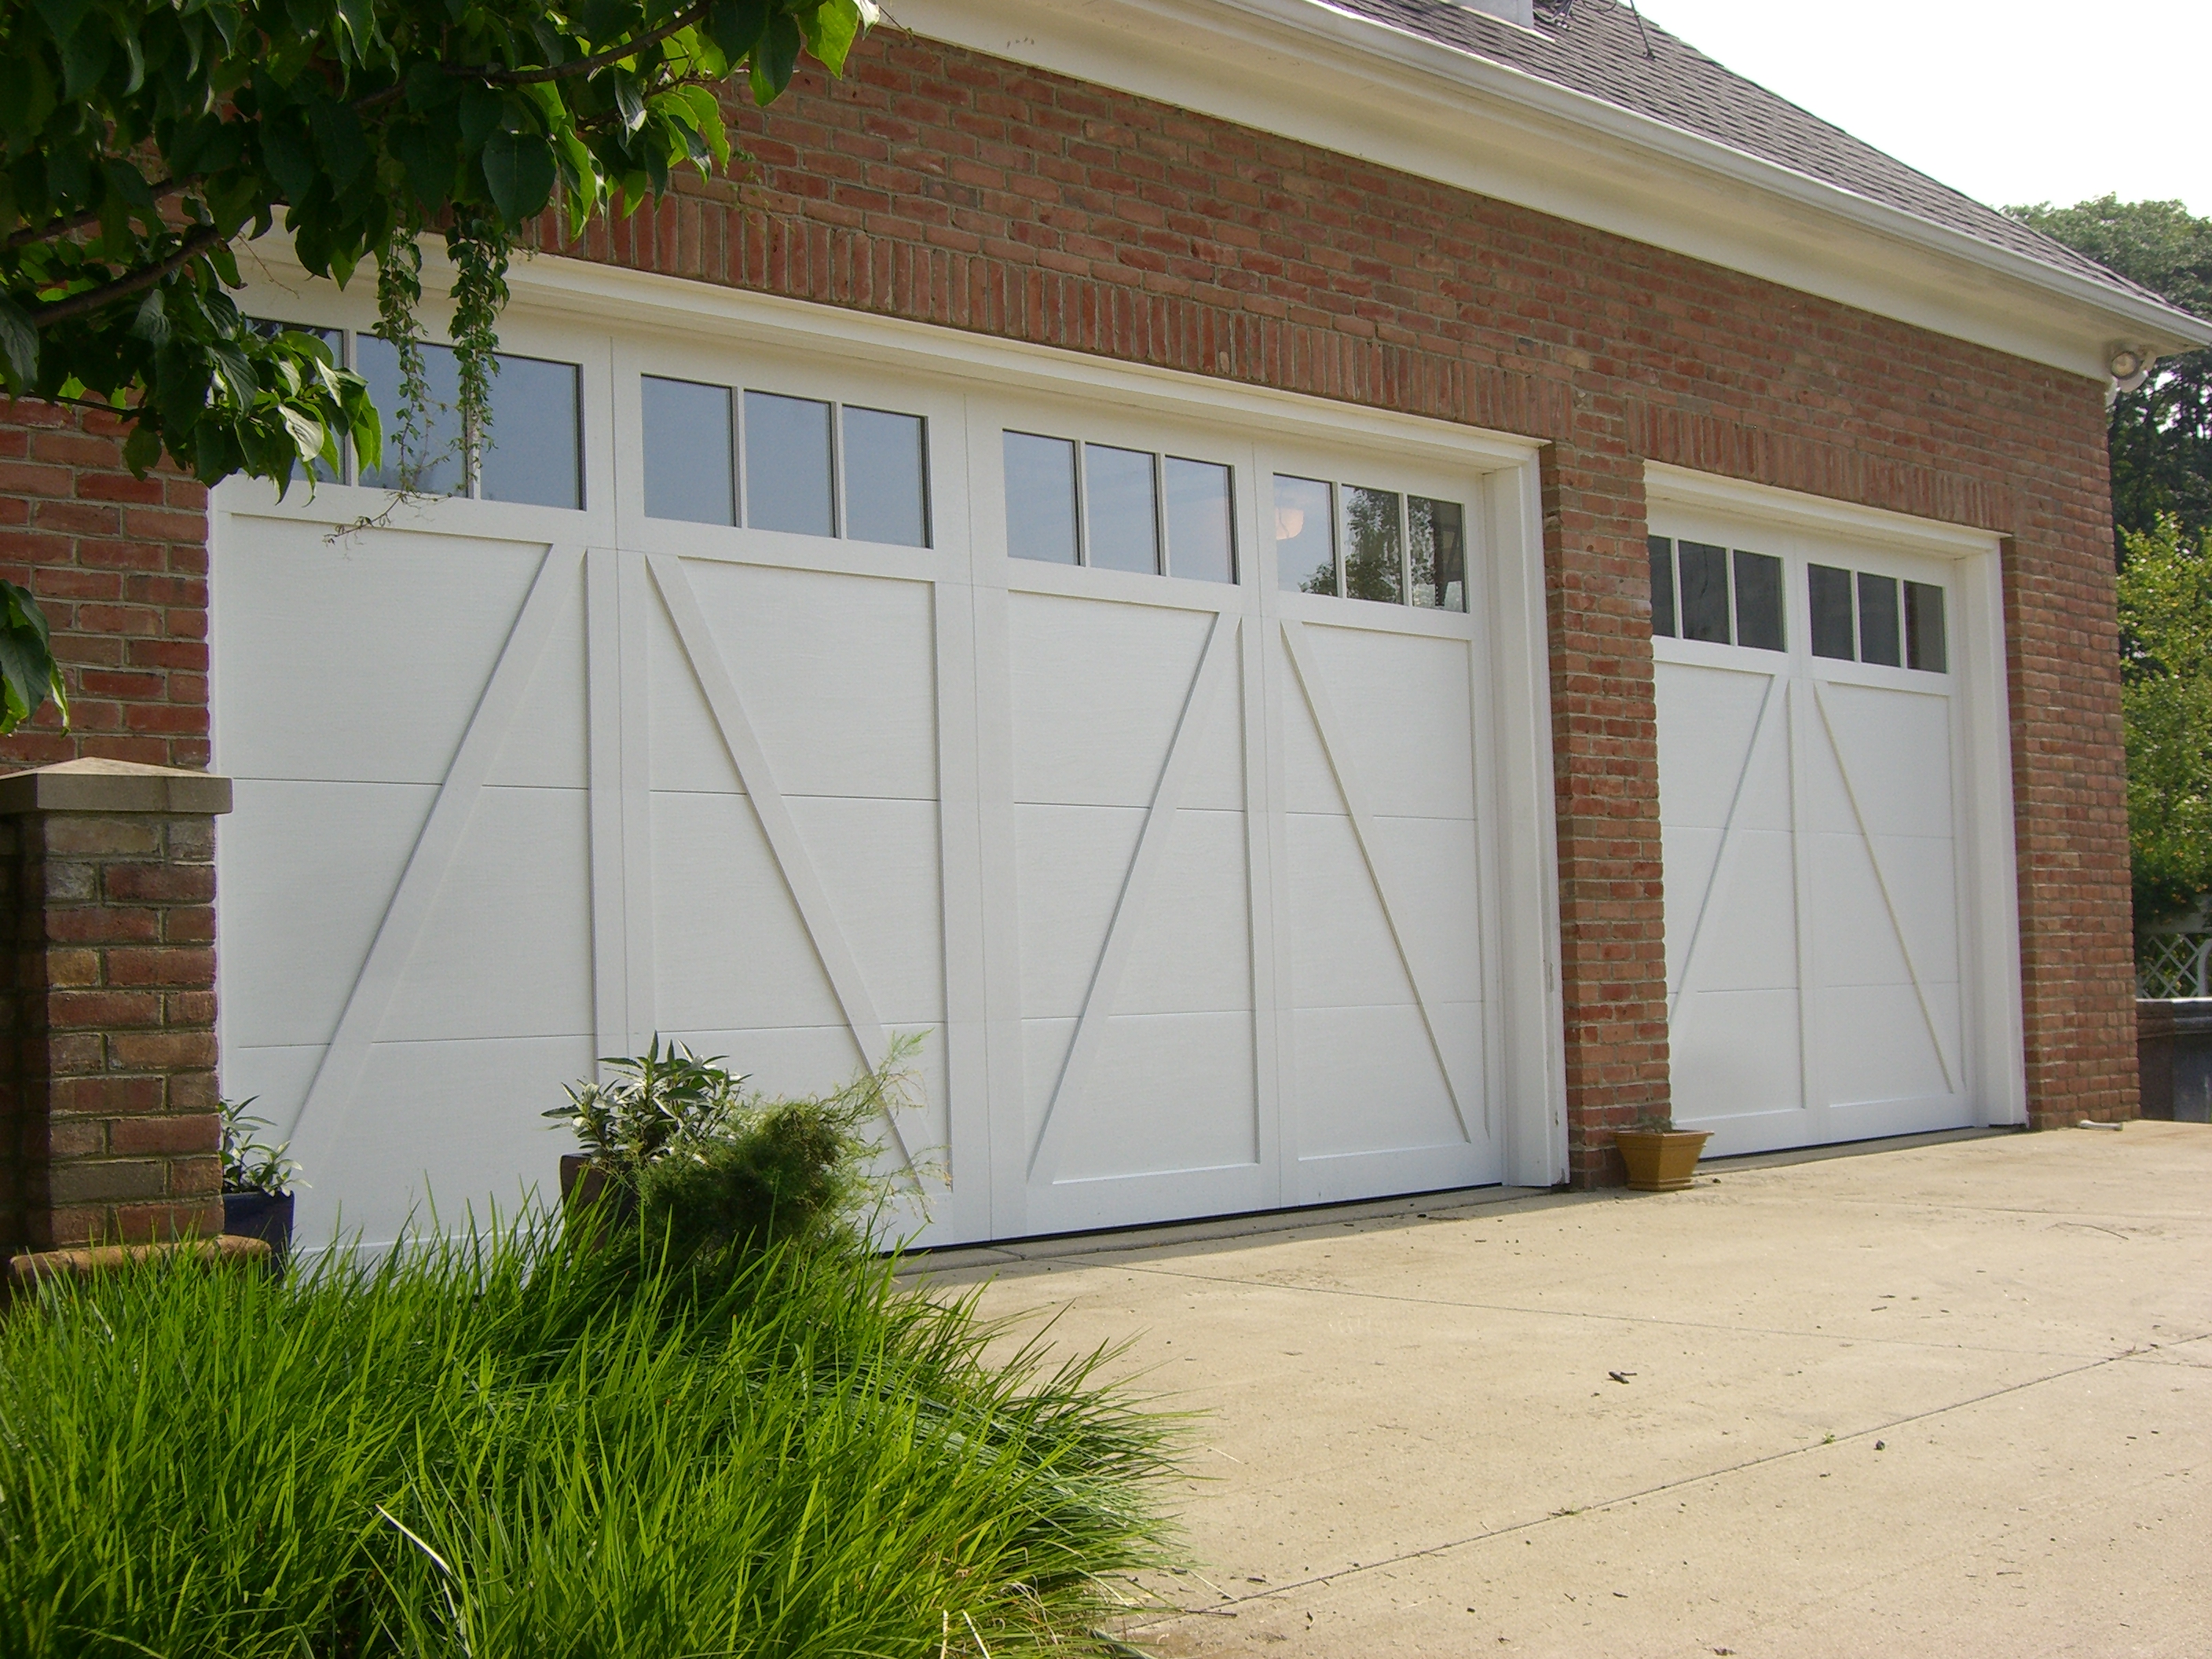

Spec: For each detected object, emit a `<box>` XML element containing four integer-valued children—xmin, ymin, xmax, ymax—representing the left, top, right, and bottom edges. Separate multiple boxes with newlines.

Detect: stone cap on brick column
<box><xmin>0</xmin><ymin>759</ymin><xmax>232</xmax><ymax>817</ymax></box>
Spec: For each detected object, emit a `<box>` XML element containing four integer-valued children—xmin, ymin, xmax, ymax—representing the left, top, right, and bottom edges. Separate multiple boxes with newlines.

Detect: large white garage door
<box><xmin>1648</xmin><ymin>473</ymin><xmax>2025</xmax><ymax>1157</ymax></box>
<box><xmin>213</xmin><ymin>274</ymin><xmax>1565</xmax><ymax>1247</ymax></box>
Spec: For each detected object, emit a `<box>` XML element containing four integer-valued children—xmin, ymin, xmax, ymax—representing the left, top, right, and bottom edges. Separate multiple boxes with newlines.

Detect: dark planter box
<box><xmin>222</xmin><ymin>1190</ymin><xmax>295</xmax><ymax>1275</ymax></box>
<box><xmin>2137</xmin><ymin>999</ymin><xmax>2212</xmax><ymax>1123</ymax></box>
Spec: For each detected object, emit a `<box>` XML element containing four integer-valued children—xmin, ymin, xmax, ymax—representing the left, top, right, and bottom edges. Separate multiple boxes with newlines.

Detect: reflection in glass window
<box><xmin>642</xmin><ymin>376</ymin><xmax>736</xmax><ymax>526</ymax></box>
<box><xmin>1005</xmin><ymin>433</ymin><xmax>1079</xmax><ymax>564</ymax></box>
<box><xmin>1905</xmin><ymin>580</ymin><xmax>1947</xmax><ymax>672</ymax></box>
<box><xmin>1857</xmin><ymin>570</ymin><xmax>1901</xmax><ymax>666</ymax></box>
<box><xmin>744</xmin><ymin>391</ymin><xmax>835</xmax><ymax>537</ymax></box>
<box><xmin>1275</xmin><ymin>475</ymin><xmax>1335</xmax><ymax>595</ymax></box>
<box><xmin>1085</xmin><ymin>444</ymin><xmax>1159</xmax><ymax>574</ymax></box>
<box><xmin>478</xmin><ymin>353</ymin><xmax>582</xmax><ymax>510</ymax></box>
<box><xmin>1678</xmin><ymin>540</ymin><xmax>1730</xmax><ymax>643</ymax></box>
<box><xmin>843</xmin><ymin>407</ymin><xmax>929</xmax><ymax>548</ymax></box>
<box><xmin>1732</xmin><ymin>549</ymin><xmax>1784</xmax><ymax>651</ymax></box>
<box><xmin>1164</xmin><ymin>458</ymin><xmax>1235</xmax><ymax>584</ymax></box>
<box><xmin>355</xmin><ymin>335</ymin><xmax>467</xmax><ymax>496</ymax></box>
<box><xmin>1808</xmin><ymin>563</ymin><xmax>1855</xmax><ymax>660</ymax></box>
<box><xmin>1344</xmin><ymin>487</ymin><xmax>1402</xmax><ymax>604</ymax></box>
<box><xmin>1410</xmin><ymin>496</ymin><xmax>1466</xmax><ymax>612</ymax></box>
<box><xmin>1648</xmin><ymin>536</ymin><xmax>1676</xmax><ymax>638</ymax></box>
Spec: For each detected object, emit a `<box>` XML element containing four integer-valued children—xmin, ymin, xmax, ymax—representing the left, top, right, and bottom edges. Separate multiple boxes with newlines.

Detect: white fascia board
<box><xmin>899</xmin><ymin>0</ymin><xmax>2212</xmax><ymax>379</ymax></box>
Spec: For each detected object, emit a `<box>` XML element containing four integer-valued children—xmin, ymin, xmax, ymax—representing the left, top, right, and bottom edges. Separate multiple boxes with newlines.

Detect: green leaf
<box><xmin>796</xmin><ymin>0</ymin><xmax>873</xmax><ymax>75</ymax></box>
<box><xmin>123</xmin><ymin>420</ymin><xmax>164</xmax><ymax>478</ymax></box>
<box><xmin>460</xmin><ymin>83</ymin><xmax>504</xmax><ymax>154</ymax></box>
<box><xmin>705</xmin><ymin>0</ymin><xmax>771</xmax><ymax>61</ymax></box>
<box><xmin>750</xmin><ymin>13</ymin><xmax>801</xmax><ymax>104</ymax></box>
<box><xmin>130</xmin><ymin>287</ymin><xmax>170</xmax><ymax>346</ymax></box>
<box><xmin>0</xmin><ymin>297</ymin><xmax>37</xmax><ymax>390</ymax></box>
<box><xmin>674</xmin><ymin>85</ymin><xmax>731</xmax><ymax>167</ymax></box>
<box><xmin>307</xmin><ymin>97</ymin><xmax>372</xmax><ymax>192</ymax></box>
<box><xmin>611</xmin><ymin>69</ymin><xmax>647</xmax><ymax>134</ymax></box>
<box><xmin>479</xmin><ymin>130</ymin><xmax>558</xmax><ymax>225</ymax></box>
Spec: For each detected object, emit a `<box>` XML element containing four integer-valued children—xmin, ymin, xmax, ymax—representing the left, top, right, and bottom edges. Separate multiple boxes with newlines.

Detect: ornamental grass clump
<box><xmin>0</xmin><ymin>1203</ymin><xmax>1177</xmax><ymax>1657</ymax></box>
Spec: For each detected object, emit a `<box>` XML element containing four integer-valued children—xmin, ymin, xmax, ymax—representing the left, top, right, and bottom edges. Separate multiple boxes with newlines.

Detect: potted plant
<box><xmin>1613</xmin><ymin>1110</ymin><xmax>1710</xmax><ymax>1192</ymax></box>
<box><xmin>543</xmin><ymin>1039</ymin><xmax>750</xmax><ymax>1228</ymax></box>
<box><xmin>221</xmin><ymin>1098</ymin><xmax>300</xmax><ymax>1271</ymax></box>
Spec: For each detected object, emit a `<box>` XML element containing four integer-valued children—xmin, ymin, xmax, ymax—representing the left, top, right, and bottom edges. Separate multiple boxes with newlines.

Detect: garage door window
<box><xmin>1647</xmin><ymin>537</ymin><xmax>1782</xmax><ymax>650</ymax></box>
<box><xmin>357</xmin><ymin>337</ymin><xmax>582</xmax><ymax>509</ymax></box>
<box><xmin>1006</xmin><ymin>431</ymin><xmax>1236</xmax><ymax>581</ymax></box>
<box><xmin>1807</xmin><ymin>562</ymin><xmax>1947</xmax><ymax>672</ymax></box>
<box><xmin>1279</xmin><ymin>477</ymin><xmax>1467</xmax><ymax>610</ymax></box>
<box><xmin>643</xmin><ymin>378</ymin><xmax>931</xmax><ymax>547</ymax></box>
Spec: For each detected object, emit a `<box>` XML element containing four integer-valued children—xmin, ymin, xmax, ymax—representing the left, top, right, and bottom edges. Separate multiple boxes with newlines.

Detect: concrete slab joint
<box><xmin>0</xmin><ymin>760</ymin><xmax>234</xmax><ymax>1255</ymax></box>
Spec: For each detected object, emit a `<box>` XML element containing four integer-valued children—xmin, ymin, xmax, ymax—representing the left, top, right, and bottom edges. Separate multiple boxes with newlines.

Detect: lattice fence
<box><xmin>2137</xmin><ymin>933</ymin><xmax>2212</xmax><ymax>1000</ymax></box>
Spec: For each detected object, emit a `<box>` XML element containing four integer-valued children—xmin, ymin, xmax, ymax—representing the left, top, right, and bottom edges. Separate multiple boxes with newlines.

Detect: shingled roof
<box><xmin>1330</xmin><ymin>0</ymin><xmax>2164</xmax><ymax>309</ymax></box>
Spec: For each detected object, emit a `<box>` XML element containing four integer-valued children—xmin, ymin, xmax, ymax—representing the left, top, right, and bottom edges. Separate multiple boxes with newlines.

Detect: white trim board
<box><xmin>894</xmin><ymin>0</ymin><xmax>2210</xmax><ymax>379</ymax></box>
<box><xmin>1645</xmin><ymin>464</ymin><xmax>2003</xmax><ymax>562</ymax></box>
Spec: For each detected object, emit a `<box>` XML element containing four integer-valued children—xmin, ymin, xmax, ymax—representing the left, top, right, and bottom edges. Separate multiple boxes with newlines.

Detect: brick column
<box><xmin>0</xmin><ymin>759</ymin><xmax>231</xmax><ymax>1254</ymax></box>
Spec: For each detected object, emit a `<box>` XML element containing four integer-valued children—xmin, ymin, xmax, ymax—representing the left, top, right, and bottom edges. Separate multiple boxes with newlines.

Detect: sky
<box><xmin>1632</xmin><ymin>0</ymin><xmax>2212</xmax><ymax>218</ymax></box>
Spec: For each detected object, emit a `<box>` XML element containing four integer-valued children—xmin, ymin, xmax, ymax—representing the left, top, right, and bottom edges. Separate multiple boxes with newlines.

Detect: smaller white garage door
<box><xmin>1648</xmin><ymin>474</ymin><xmax>2024</xmax><ymax>1157</ymax></box>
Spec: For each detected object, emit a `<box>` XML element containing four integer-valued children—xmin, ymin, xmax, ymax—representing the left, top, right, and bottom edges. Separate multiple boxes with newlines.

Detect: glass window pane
<box><xmin>1808</xmin><ymin>563</ymin><xmax>1855</xmax><ymax>660</ymax></box>
<box><xmin>1344</xmin><ymin>486</ymin><xmax>1403</xmax><ymax>603</ymax></box>
<box><xmin>843</xmin><ymin>406</ymin><xmax>928</xmax><ymax>548</ymax></box>
<box><xmin>1732</xmin><ymin>548</ymin><xmax>1784</xmax><ymax>651</ymax></box>
<box><xmin>1857</xmin><ymin>570</ymin><xmax>1902</xmax><ymax>666</ymax></box>
<box><xmin>249</xmin><ymin>320</ymin><xmax>346</xmax><ymax>482</ymax></box>
<box><xmin>1164</xmin><ymin>457</ymin><xmax>1235</xmax><ymax>584</ymax></box>
<box><xmin>1274</xmin><ymin>475</ymin><xmax>1335</xmax><ymax>594</ymax></box>
<box><xmin>1678</xmin><ymin>540</ymin><xmax>1730</xmax><ymax>643</ymax></box>
<box><xmin>1085</xmin><ymin>445</ymin><xmax>1159</xmax><ymax>574</ymax></box>
<box><xmin>744</xmin><ymin>390</ymin><xmax>834</xmax><ymax>537</ymax></box>
<box><xmin>478</xmin><ymin>353</ymin><xmax>582</xmax><ymax>510</ymax></box>
<box><xmin>641</xmin><ymin>376</ymin><xmax>735</xmax><ymax>525</ymax></box>
<box><xmin>1410</xmin><ymin>496</ymin><xmax>1467</xmax><ymax>611</ymax></box>
<box><xmin>1005</xmin><ymin>432</ymin><xmax>1079</xmax><ymax>564</ymax></box>
<box><xmin>1905</xmin><ymin>580</ymin><xmax>1947</xmax><ymax>672</ymax></box>
<box><xmin>1647</xmin><ymin>536</ymin><xmax>1676</xmax><ymax>638</ymax></box>
<box><xmin>355</xmin><ymin>335</ymin><xmax>466</xmax><ymax>496</ymax></box>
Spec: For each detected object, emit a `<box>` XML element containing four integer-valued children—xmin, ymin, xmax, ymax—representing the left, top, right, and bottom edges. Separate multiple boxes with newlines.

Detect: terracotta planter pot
<box><xmin>1613</xmin><ymin>1129</ymin><xmax>1711</xmax><ymax>1192</ymax></box>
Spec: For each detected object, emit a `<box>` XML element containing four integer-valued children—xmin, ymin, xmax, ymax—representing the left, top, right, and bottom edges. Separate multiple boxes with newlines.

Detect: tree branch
<box><xmin>4</xmin><ymin>174</ymin><xmax>205</xmax><ymax>254</ymax></box>
<box><xmin>478</xmin><ymin>0</ymin><xmax>715</xmax><ymax>84</ymax></box>
<box><xmin>31</xmin><ymin>228</ymin><xmax>227</xmax><ymax>329</ymax></box>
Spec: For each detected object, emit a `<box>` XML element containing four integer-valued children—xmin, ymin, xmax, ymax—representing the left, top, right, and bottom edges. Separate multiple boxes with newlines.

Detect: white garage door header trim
<box><xmin>1646</xmin><ymin>463</ymin><xmax>2002</xmax><ymax>562</ymax></box>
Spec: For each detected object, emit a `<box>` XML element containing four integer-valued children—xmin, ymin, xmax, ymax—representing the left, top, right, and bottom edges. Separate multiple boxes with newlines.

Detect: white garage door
<box><xmin>213</xmin><ymin>276</ymin><xmax>1566</xmax><ymax>1247</ymax></box>
<box><xmin>1648</xmin><ymin>474</ymin><xmax>2025</xmax><ymax>1157</ymax></box>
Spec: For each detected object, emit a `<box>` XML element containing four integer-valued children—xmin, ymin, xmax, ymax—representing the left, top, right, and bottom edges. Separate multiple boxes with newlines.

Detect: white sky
<box><xmin>1631</xmin><ymin>0</ymin><xmax>2212</xmax><ymax>218</ymax></box>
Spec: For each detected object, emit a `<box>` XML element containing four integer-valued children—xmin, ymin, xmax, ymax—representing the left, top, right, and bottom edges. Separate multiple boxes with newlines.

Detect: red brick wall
<box><xmin>2</xmin><ymin>29</ymin><xmax>2139</xmax><ymax>1181</ymax></box>
<box><xmin>0</xmin><ymin>401</ymin><xmax>211</xmax><ymax>773</ymax></box>
<box><xmin>533</xmin><ymin>31</ymin><xmax>2127</xmax><ymax>1170</ymax></box>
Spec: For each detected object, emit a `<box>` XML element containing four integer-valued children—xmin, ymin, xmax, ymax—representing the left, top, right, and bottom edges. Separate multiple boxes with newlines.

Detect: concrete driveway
<box><xmin>917</xmin><ymin>1123</ymin><xmax>2212</xmax><ymax>1657</ymax></box>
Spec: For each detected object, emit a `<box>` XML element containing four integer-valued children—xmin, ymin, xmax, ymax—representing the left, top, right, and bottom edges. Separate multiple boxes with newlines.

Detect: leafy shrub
<box><xmin>0</xmin><ymin>1214</ymin><xmax>1177</xmax><ymax>1658</ymax></box>
<box><xmin>541</xmin><ymin>1038</ymin><xmax>750</xmax><ymax>1179</ymax></box>
<box><xmin>219</xmin><ymin>1097</ymin><xmax>298</xmax><ymax>1196</ymax></box>
<box><xmin>634</xmin><ymin>1034</ymin><xmax>919</xmax><ymax>1259</ymax></box>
